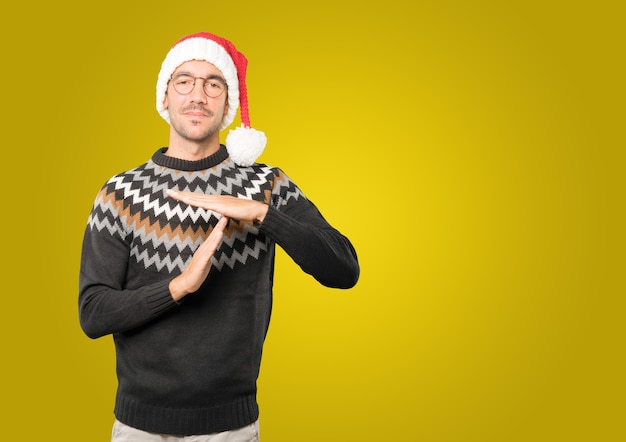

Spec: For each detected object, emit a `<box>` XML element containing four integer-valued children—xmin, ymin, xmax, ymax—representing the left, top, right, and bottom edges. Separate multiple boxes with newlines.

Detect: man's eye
<box><xmin>208</xmin><ymin>81</ymin><xmax>223</xmax><ymax>89</ymax></box>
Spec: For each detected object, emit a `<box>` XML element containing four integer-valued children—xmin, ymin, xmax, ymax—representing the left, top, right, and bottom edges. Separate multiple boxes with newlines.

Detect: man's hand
<box><xmin>168</xmin><ymin>215</ymin><xmax>228</xmax><ymax>301</ymax></box>
<box><xmin>166</xmin><ymin>189</ymin><xmax>269</xmax><ymax>224</ymax></box>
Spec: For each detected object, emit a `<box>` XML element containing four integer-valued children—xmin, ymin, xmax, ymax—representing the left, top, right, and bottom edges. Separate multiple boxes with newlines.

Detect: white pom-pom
<box><xmin>225</xmin><ymin>126</ymin><xmax>267</xmax><ymax>166</ymax></box>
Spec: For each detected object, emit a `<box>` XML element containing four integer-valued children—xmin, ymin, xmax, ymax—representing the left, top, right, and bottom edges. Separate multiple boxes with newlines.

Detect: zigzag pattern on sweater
<box><xmin>87</xmin><ymin>159</ymin><xmax>303</xmax><ymax>273</ymax></box>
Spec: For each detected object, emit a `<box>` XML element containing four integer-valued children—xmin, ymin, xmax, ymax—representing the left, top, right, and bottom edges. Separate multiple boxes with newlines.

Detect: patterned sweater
<box><xmin>78</xmin><ymin>146</ymin><xmax>359</xmax><ymax>435</ymax></box>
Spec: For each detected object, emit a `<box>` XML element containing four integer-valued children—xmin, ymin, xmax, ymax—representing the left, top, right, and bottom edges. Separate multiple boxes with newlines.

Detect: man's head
<box><xmin>156</xmin><ymin>32</ymin><xmax>266</xmax><ymax>166</ymax></box>
<box><xmin>163</xmin><ymin>59</ymin><xmax>230</xmax><ymax>148</ymax></box>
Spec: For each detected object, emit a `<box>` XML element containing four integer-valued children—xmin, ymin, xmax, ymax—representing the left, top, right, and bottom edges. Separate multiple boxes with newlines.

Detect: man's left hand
<box><xmin>166</xmin><ymin>189</ymin><xmax>269</xmax><ymax>224</ymax></box>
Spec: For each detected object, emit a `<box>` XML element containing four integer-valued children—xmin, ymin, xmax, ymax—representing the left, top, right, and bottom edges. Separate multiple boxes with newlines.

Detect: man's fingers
<box><xmin>214</xmin><ymin>215</ymin><xmax>228</xmax><ymax>234</ymax></box>
<box><xmin>167</xmin><ymin>189</ymin><xmax>267</xmax><ymax>224</ymax></box>
<box><xmin>168</xmin><ymin>216</ymin><xmax>228</xmax><ymax>300</ymax></box>
<box><xmin>197</xmin><ymin>216</ymin><xmax>228</xmax><ymax>254</ymax></box>
<box><xmin>207</xmin><ymin>216</ymin><xmax>228</xmax><ymax>248</ymax></box>
<box><xmin>167</xmin><ymin>189</ymin><xmax>227</xmax><ymax>213</ymax></box>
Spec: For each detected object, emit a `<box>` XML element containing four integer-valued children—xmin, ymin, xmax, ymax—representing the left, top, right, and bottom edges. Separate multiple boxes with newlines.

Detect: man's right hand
<box><xmin>168</xmin><ymin>216</ymin><xmax>228</xmax><ymax>301</ymax></box>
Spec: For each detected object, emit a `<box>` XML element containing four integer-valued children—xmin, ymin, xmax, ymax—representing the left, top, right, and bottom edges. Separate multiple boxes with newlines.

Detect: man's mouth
<box><xmin>182</xmin><ymin>105</ymin><xmax>212</xmax><ymax>117</ymax></box>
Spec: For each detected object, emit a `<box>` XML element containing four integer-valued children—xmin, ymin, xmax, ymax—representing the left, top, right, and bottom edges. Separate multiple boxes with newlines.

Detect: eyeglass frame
<box><xmin>168</xmin><ymin>73</ymin><xmax>228</xmax><ymax>98</ymax></box>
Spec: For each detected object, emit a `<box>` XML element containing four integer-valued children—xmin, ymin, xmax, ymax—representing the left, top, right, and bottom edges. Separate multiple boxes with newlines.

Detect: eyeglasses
<box><xmin>169</xmin><ymin>74</ymin><xmax>226</xmax><ymax>98</ymax></box>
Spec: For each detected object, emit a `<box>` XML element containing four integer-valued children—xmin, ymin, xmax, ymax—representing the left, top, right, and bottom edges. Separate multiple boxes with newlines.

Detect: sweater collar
<box><xmin>151</xmin><ymin>145</ymin><xmax>230</xmax><ymax>171</ymax></box>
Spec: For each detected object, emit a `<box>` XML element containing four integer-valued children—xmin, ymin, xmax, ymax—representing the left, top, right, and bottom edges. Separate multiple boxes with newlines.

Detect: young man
<box><xmin>78</xmin><ymin>32</ymin><xmax>359</xmax><ymax>441</ymax></box>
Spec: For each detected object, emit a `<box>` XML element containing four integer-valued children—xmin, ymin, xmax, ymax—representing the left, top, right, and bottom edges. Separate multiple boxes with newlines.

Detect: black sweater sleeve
<box><xmin>78</xmin><ymin>223</ymin><xmax>180</xmax><ymax>339</ymax></box>
<box><xmin>258</xmin><ymin>177</ymin><xmax>360</xmax><ymax>289</ymax></box>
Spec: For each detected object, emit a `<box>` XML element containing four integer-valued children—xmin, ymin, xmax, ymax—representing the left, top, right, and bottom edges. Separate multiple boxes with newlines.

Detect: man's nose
<box><xmin>189</xmin><ymin>79</ymin><xmax>208</xmax><ymax>103</ymax></box>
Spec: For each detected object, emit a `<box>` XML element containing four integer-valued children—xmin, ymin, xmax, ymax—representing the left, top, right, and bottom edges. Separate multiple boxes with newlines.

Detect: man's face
<box><xmin>163</xmin><ymin>60</ymin><xmax>229</xmax><ymax>144</ymax></box>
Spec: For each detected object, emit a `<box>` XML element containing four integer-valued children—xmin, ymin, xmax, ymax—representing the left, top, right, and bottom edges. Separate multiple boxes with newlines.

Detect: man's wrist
<box><xmin>255</xmin><ymin>204</ymin><xmax>269</xmax><ymax>225</ymax></box>
<box><xmin>168</xmin><ymin>276</ymin><xmax>189</xmax><ymax>302</ymax></box>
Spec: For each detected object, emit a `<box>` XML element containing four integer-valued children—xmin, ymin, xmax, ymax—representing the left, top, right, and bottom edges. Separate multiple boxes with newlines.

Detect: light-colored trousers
<box><xmin>111</xmin><ymin>419</ymin><xmax>260</xmax><ymax>442</ymax></box>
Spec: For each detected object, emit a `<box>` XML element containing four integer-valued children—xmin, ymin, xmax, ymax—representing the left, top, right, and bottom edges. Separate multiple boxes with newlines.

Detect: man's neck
<box><xmin>166</xmin><ymin>135</ymin><xmax>221</xmax><ymax>161</ymax></box>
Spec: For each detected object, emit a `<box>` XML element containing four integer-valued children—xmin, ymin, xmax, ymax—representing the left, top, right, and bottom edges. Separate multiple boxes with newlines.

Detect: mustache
<box><xmin>181</xmin><ymin>104</ymin><xmax>213</xmax><ymax>116</ymax></box>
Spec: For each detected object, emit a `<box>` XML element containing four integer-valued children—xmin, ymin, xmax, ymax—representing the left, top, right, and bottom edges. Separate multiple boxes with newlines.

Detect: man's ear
<box><xmin>163</xmin><ymin>93</ymin><xmax>169</xmax><ymax>110</ymax></box>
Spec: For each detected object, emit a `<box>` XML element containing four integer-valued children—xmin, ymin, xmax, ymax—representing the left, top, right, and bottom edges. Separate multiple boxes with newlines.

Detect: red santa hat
<box><xmin>156</xmin><ymin>32</ymin><xmax>266</xmax><ymax>166</ymax></box>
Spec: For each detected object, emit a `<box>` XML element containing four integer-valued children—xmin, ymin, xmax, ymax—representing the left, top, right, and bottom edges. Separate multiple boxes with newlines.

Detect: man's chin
<box><xmin>177</xmin><ymin>127</ymin><xmax>220</xmax><ymax>143</ymax></box>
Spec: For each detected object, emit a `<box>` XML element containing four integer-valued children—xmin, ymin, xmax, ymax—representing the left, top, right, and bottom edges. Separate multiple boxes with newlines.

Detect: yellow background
<box><xmin>1</xmin><ymin>1</ymin><xmax>624</xmax><ymax>440</ymax></box>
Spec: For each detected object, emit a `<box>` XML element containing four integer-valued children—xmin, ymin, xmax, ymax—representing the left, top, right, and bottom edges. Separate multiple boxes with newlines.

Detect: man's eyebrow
<box><xmin>172</xmin><ymin>71</ymin><xmax>227</xmax><ymax>85</ymax></box>
<box><xmin>207</xmin><ymin>74</ymin><xmax>227</xmax><ymax>85</ymax></box>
